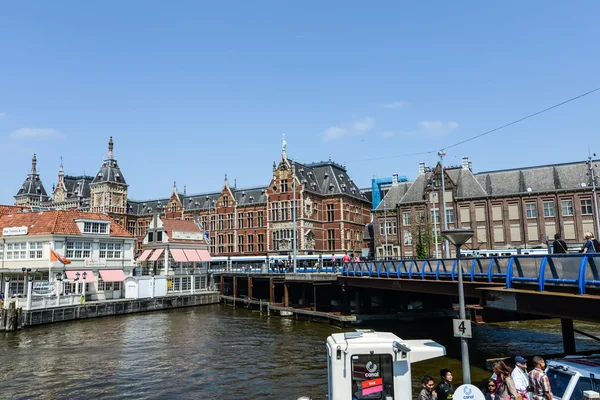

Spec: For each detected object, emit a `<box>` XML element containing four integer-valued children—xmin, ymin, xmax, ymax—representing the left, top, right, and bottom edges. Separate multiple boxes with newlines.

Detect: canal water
<box><xmin>0</xmin><ymin>305</ymin><xmax>598</xmax><ymax>400</ymax></box>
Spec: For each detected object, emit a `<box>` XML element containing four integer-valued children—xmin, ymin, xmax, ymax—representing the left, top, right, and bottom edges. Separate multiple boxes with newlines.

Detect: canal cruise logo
<box><xmin>365</xmin><ymin>361</ymin><xmax>379</xmax><ymax>378</ymax></box>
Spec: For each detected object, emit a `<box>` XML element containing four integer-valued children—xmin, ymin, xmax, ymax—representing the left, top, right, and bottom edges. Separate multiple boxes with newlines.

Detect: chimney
<box><xmin>392</xmin><ymin>173</ymin><xmax>399</xmax><ymax>186</ymax></box>
<box><xmin>462</xmin><ymin>156</ymin><xmax>471</xmax><ymax>171</ymax></box>
<box><xmin>418</xmin><ymin>162</ymin><xmax>426</xmax><ymax>176</ymax></box>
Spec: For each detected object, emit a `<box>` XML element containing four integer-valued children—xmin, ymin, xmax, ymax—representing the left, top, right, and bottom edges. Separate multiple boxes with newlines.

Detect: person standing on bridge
<box><xmin>552</xmin><ymin>234</ymin><xmax>568</xmax><ymax>254</ymax></box>
<box><xmin>511</xmin><ymin>356</ymin><xmax>530</xmax><ymax>400</ymax></box>
<box><xmin>582</xmin><ymin>232</ymin><xmax>597</xmax><ymax>253</ymax></box>
<box><xmin>435</xmin><ymin>369</ymin><xmax>454</xmax><ymax>400</ymax></box>
<box><xmin>528</xmin><ymin>357</ymin><xmax>552</xmax><ymax>400</ymax></box>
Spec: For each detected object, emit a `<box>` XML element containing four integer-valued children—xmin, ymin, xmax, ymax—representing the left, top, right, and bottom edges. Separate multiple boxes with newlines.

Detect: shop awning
<box><xmin>137</xmin><ymin>249</ymin><xmax>153</xmax><ymax>262</ymax></box>
<box><xmin>149</xmin><ymin>248</ymin><xmax>164</xmax><ymax>261</ymax></box>
<box><xmin>170</xmin><ymin>248</ymin><xmax>188</xmax><ymax>263</ymax></box>
<box><xmin>183</xmin><ymin>249</ymin><xmax>201</xmax><ymax>262</ymax></box>
<box><xmin>99</xmin><ymin>270</ymin><xmax>126</xmax><ymax>282</ymax></box>
<box><xmin>196</xmin><ymin>249</ymin><xmax>212</xmax><ymax>262</ymax></box>
<box><xmin>65</xmin><ymin>270</ymin><xmax>97</xmax><ymax>283</ymax></box>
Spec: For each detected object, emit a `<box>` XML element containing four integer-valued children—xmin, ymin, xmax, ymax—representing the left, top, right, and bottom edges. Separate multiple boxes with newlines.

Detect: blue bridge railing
<box><xmin>341</xmin><ymin>254</ymin><xmax>600</xmax><ymax>295</ymax></box>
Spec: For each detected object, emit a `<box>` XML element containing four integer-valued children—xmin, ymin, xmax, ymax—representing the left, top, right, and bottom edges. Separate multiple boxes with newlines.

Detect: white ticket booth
<box><xmin>326</xmin><ymin>329</ymin><xmax>446</xmax><ymax>400</ymax></box>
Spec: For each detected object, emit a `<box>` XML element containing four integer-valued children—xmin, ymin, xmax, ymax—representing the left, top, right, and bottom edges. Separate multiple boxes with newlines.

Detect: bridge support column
<box><xmin>561</xmin><ymin>318</ymin><xmax>576</xmax><ymax>354</ymax></box>
<box><xmin>313</xmin><ymin>285</ymin><xmax>317</xmax><ymax>311</ymax></box>
<box><xmin>233</xmin><ymin>277</ymin><xmax>237</xmax><ymax>299</ymax></box>
<box><xmin>355</xmin><ymin>292</ymin><xmax>361</xmax><ymax>314</ymax></box>
<box><xmin>248</xmin><ymin>277</ymin><xmax>253</xmax><ymax>301</ymax></box>
<box><xmin>284</xmin><ymin>283</ymin><xmax>289</xmax><ymax>307</ymax></box>
<box><xmin>269</xmin><ymin>278</ymin><xmax>275</xmax><ymax>304</ymax></box>
<box><xmin>220</xmin><ymin>276</ymin><xmax>224</xmax><ymax>295</ymax></box>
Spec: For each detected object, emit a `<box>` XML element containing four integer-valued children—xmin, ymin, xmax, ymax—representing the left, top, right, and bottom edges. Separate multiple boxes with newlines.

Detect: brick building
<box><xmin>373</xmin><ymin>157</ymin><xmax>600</xmax><ymax>258</ymax></box>
<box><xmin>14</xmin><ymin>137</ymin><xmax>371</xmax><ymax>259</ymax></box>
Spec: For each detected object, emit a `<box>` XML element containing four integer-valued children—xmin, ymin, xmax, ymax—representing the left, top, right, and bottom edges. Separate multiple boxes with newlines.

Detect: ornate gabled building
<box><xmin>14</xmin><ymin>154</ymin><xmax>49</xmax><ymax>206</ymax></box>
<box><xmin>373</xmin><ymin>157</ymin><xmax>600</xmax><ymax>259</ymax></box>
<box><xmin>13</xmin><ymin>137</ymin><xmax>373</xmax><ymax>258</ymax></box>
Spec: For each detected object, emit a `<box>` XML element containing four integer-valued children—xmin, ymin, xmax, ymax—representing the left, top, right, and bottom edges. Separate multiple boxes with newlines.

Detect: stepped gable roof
<box><xmin>91</xmin><ymin>137</ymin><xmax>127</xmax><ymax>186</ymax></box>
<box><xmin>375</xmin><ymin>182</ymin><xmax>413</xmax><ymax>211</ymax></box>
<box><xmin>301</xmin><ymin>160</ymin><xmax>368</xmax><ymax>201</ymax></box>
<box><xmin>233</xmin><ymin>186</ymin><xmax>268</xmax><ymax>206</ymax></box>
<box><xmin>15</xmin><ymin>154</ymin><xmax>48</xmax><ymax>199</ymax></box>
<box><xmin>474</xmin><ymin>160</ymin><xmax>593</xmax><ymax>196</ymax></box>
<box><xmin>0</xmin><ymin>210</ymin><xmax>131</xmax><ymax>237</ymax></box>
<box><xmin>64</xmin><ymin>175</ymin><xmax>93</xmax><ymax>198</ymax></box>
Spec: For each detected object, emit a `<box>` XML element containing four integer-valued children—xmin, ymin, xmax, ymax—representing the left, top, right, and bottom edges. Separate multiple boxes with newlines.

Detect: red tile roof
<box><xmin>0</xmin><ymin>210</ymin><xmax>132</xmax><ymax>237</ymax></box>
<box><xmin>0</xmin><ymin>205</ymin><xmax>25</xmax><ymax>217</ymax></box>
<box><xmin>162</xmin><ymin>219</ymin><xmax>201</xmax><ymax>233</ymax></box>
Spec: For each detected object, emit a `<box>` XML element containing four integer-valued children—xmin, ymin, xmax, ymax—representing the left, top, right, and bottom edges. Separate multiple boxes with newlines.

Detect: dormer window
<box><xmin>224</xmin><ymin>196</ymin><xmax>229</xmax><ymax>207</ymax></box>
<box><xmin>83</xmin><ymin>221</ymin><xmax>109</xmax><ymax>234</ymax></box>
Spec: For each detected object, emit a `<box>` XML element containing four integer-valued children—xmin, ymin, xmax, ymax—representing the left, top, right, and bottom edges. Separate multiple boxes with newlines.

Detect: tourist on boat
<box><xmin>511</xmin><ymin>356</ymin><xmax>530</xmax><ymax>400</ymax></box>
<box><xmin>493</xmin><ymin>361</ymin><xmax>518</xmax><ymax>400</ymax></box>
<box><xmin>435</xmin><ymin>368</ymin><xmax>454</xmax><ymax>400</ymax></box>
<box><xmin>483</xmin><ymin>378</ymin><xmax>500</xmax><ymax>400</ymax></box>
<box><xmin>419</xmin><ymin>375</ymin><xmax>438</xmax><ymax>400</ymax></box>
<box><xmin>528</xmin><ymin>356</ymin><xmax>553</xmax><ymax>400</ymax></box>
<box><xmin>552</xmin><ymin>234</ymin><xmax>568</xmax><ymax>254</ymax></box>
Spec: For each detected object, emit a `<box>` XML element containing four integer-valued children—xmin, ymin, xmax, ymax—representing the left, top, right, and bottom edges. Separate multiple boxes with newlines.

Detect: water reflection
<box><xmin>0</xmin><ymin>305</ymin><xmax>597</xmax><ymax>399</ymax></box>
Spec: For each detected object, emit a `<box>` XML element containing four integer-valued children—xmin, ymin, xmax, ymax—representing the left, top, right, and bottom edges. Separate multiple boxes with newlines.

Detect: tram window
<box><xmin>350</xmin><ymin>354</ymin><xmax>394</xmax><ymax>399</ymax></box>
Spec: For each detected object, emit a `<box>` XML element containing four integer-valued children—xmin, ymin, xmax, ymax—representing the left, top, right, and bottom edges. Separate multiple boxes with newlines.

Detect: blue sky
<box><xmin>1</xmin><ymin>1</ymin><xmax>599</xmax><ymax>204</ymax></box>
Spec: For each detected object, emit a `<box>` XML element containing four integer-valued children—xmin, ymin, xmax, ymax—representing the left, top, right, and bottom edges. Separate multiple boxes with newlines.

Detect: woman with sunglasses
<box><xmin>484</xmin><ymin>378</ymin><xmax>501</xmax><ymax>400</ymax></box>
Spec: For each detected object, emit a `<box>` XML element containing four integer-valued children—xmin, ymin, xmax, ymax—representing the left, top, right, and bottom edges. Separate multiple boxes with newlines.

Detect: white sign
<box><xmin>172</xmin><ymin>231</ymin><xmax>204</xmax><ymax>241</ymax></box>
<box><xmin>84</xmin><ymin>259</ymin><xmax>107</xmax><ymax>267</ymax></box>
<box><xmin>3</xmin><ymin>226</ymin><xmax>28</xmax><ymax>236</ymax></box>
<box><xmin>453</xmin><ymin>319</ymin><xmax>472</xmax><ymax>338</ymax></box>
<box><xmin>454</xmin><ymin>384</ymin><xmax>485</xmax><ymax>400</ymax></box>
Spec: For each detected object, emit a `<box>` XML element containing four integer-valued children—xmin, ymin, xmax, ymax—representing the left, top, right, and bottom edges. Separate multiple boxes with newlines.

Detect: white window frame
<box><xmin>29</xmin><ymin>242</ymin><xmax>43</xmax><ymax>259</ymax></box>
<box><xmin>562</xmin><ymin>200</ymin><xmax>574</xmax><ymax>216</ymax></box>
<box><xmin>526</xmin><ymin>203</ymin><xmax>537</xmax><ymax>219</ymax></box>
<box><xmin>83</xmin><ymin>221</ymin><xmax>109</xmax><ymax>234</ymax></box>
<box><xmin>402</xmin><ymin>212</ymin><xmax>411</xmax><ymax>226</ymax></box>
<box><xmin>66</xmin><ymin>242</ymin><xmax>92</xmax><ymax>259</ymax></box>
<box><xmin>6</xmin><ymin>243</ymin><xmax>27</xmax><ymax>260</ymax></box>
<box><xmin>404</xmin><ymin>231</ymin><xmax>413</xmax><ymax>245</ymax></box>
<box><xmin>0</xmin><ymin>243</ymin><xmax>3</xmax><ymax>261</ymax></box>
<box><xmin>446</xmin><ymin>209</ymin><xmax>455</xmax><ymax>223</ymax></box>
<box><xmin>543</xmin><ymin>201</ymin><xmax>554</xmax><ymax>217</ymax></box>
<box><xmin>99</xmin><ymin>243</ymin><xmax>122</xmax><ymax>259</ymax></box>
<box><xmin>581</xmin><ymin>199</ymin><xmax>593</xmax><ymax>215</ymax></box>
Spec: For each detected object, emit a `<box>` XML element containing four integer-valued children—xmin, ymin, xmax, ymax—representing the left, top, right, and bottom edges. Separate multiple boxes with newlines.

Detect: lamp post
<box><xmin>74</xmin><ymin>272</ymin><xmax>80</xmax><ymax>295</ymax></box>
<box><xmin>292</xmin><ymin>161</ymin><xmax>297</xmax><ymax>273</ymax></box>
<box><xmin>82</xmin><ymin>272</ymin><xmax>87</xmax><ymax>300</ymax></box>
<box><xmin>55</xmin><ymin>272</ymin><xmax>63</xmax><ymax>304</ymax></box>
<box><xmin>4</xmin><ymin>276</ymin><xmax>10</xmax><ymax>308</ymax></box>
<box><xmin>439</xmin><ymin>150</ymin><xmax>450</xmax><ymax>258</ymax></box>
<box><xmin>442</xmin><ymin>228</ymin><xmax>474</xmax><ymax>384</ymax></box>
<box><xmin>586</xmin><ymin>155</ymin><xmax>600</xmax><ymax>240</ymax></box>
<box><xmin>26</xmin><ymin>275</ymin><xmax>34</xmax><ymax>310</ymax></box>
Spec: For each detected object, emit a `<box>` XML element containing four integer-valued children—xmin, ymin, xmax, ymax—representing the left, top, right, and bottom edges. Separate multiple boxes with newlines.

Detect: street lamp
<box><xmin>442</xmin><ymin>228</ymin><xmax>474</xmax><ymax>384</ymax></box>
<box><xmin>75</xmin><ymin>272</ymin><xmax>80</xmax><ymax>295</ymax></box>
<box><xmin>438</xmin><ymin>150</ymin><xmax>450</xmax><ymax>258</ymax></box>
<box><xmin>26</xmin><ymin>275</ymin><xmax>34</xmax><ymax>310</ymax></box>
<box><xmin>82</xmin><ymin>271</ymin><xmax>88</xmax><ymax>300</ymax></box>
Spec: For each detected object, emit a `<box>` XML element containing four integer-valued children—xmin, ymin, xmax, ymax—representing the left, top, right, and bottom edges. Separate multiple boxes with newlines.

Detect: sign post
<box><xmin>453</xmin><ymin>319</ymin><xmax>472</xmax><ymax>339</ymax></box>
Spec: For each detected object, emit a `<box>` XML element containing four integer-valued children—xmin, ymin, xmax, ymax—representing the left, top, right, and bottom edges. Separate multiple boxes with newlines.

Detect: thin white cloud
<box><xmin>417</xmin><ymin>120</ymin><xmax>459</xmax><ymax>136</ymax></box>
<box><xmin>382</xmin><ymin>101</ymin><xmax>407</xmax><ymax>110</ymax></box>
<box><xmin>353</xmin><ymin>116</ymin><xmax>375</xmax><ymax>132</ymax></box>
<box><xmin>10</xmin><ymin>128</ymin><xmax>63</xmax><ymax>139</ymax></box>
<box><xmin>323</xmin><ymin>126</ymin><xmax>346</xmax><ymax>141</ymax></box>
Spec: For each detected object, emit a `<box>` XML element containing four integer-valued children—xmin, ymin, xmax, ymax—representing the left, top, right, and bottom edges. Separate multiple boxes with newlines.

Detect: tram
<box><xmin>460</xmin><ymin>248</ymin><xmax>549</xmax><ymax>257</ymax></box>
<box><xmin>209</xmin><ymin>254</ymin><xmax>348</xmax><ymax>273</ymax></box>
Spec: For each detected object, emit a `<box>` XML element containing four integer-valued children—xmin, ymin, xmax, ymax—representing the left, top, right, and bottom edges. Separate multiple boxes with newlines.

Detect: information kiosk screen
<box><xmin>350</xmin><ymin>354</ymin><xmax>394</xmax><ymax>399</ymax></box>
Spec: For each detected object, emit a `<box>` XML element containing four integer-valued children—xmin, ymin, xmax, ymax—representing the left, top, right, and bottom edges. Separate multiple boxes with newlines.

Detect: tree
<box><xmin>412</xmin><ymin>212</ymin><xmax>435</xmax><ymax>259</ymax></box>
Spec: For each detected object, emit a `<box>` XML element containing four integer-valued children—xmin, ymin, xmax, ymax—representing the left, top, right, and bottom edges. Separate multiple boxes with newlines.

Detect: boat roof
<box><xmin>548</xmin><ymin>355</ymin><xmax>600</xmax><ymax>376</ymax></box>
<box><xmin>329</xmin><ymin>330</ymin><xmax>401</xmax><ymax>346</ymax></box>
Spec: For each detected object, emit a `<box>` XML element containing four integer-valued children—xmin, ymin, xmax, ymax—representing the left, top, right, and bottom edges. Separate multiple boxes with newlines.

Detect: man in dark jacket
<box><xmin>435</xmin><ymin>369</ymin><xmax>454</xmax><ymax>400</ymax></box>
<box><xmin>552</xmin><ymin>234</ymin><xmax>568</xmax><ymax>254</ymax></box>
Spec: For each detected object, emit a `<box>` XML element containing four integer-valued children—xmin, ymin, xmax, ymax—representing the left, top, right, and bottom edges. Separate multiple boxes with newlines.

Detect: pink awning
<box><xmin>99</xmin><ymin>269</ymin><xmax>126</xmax><ymax>282</ymax></box>
<box><xmin>183</xmin><ymin>249</ymin><xmax>201</xmax><ymax>262</ymax></box>
<box><xmin>196</xmin><ymin>249</ymin><xmax>212</xmax><ymax>262</ymax></box>
<box><xmin>149</xmin><ymin>248</ymin><xmax>164</xmax><ymax>261</ymax></box>
<box><xmin>137</xmin><ymin>249</ymin><xmax>153</xmax><ymax>262</ymax></box>
<box><xmin>65</xmin><ymin>270</ymin><xmax>96</xmax><ymax>283</ymax></box>
<box><xmin>170</xmin><ymin>248</ymin><xmax>188</xmax><ymax>263</ymax></box>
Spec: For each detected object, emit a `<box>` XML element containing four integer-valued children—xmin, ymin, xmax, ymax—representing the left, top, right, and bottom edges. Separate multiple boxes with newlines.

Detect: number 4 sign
<box><xmin>453</xmin><ymin>319</ymin><xmax>472</xmax><ymax>338</ymax></box>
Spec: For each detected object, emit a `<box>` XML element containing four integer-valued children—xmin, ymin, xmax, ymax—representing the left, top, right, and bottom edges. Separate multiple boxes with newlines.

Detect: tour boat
<box><xmin>546</xmin><ymin>355</ymin><xmax>600</xmax><ymax>400</ymax></box>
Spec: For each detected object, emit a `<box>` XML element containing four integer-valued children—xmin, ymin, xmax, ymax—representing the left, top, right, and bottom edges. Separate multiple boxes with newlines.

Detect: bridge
<box><xmin>212</xmin><ymin>254</ymin><xmax>600</xmax><ymax>354</ymax></box>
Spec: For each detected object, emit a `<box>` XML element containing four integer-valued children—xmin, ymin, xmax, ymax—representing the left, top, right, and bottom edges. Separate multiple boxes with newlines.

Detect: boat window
<box><xmin>547</xmin><ymin>368</ymin><xmax>574</xmax><ymax>399</ymax></box>
<box><xmin>350</xmin><ymin>354</ymin><xmax>394</xmax><ymax>399</ymax></box>
<box><xmin>571</xmin><ymin>377</ymin><xmax>594</xmax><ymax>400</ymax></box>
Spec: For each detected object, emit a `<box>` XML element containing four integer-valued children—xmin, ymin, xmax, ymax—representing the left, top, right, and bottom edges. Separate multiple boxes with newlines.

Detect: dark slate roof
<box><xmin>64</xmin><ymin>176</ymin><xmax>93</xmax><ymax>198</ymax></box>
<box><xmin>360</xmin><ymin>188</ymin><xmax>373</xmax><ymax>204</ymax></box>
<box><xmin>398</xmin><ymin>172</ymin><xmax>431</xmax><ymax>204</ymax></box>
<box><xmin>375</xmin><ymin>182</ymin><xmax>413</xmax><ymax>210</ymax></box>
<box><xmin>232</xmin><ymin>186</ymin><xmax>268</xmax><ymax>206</ymax></box>
<box><xmin>16</xmin><ymin>172</ymin><xmax>48</xmax><ymax>199</ymax></box>
<box><xmin>91</xmin><ymin>157</ymin><xmax>127</xmax><ymax>186</ymax></box>
<box><xmin>296</xmin><ymin>161</ymin><xmax>368</xmax><ymax>202</ymax></box>
<box><xmin>127</xmin><ymin>198</ymin><xmax>171</xmax><ymax>216</ymax></box>
<box><xmin>445</xmin><ymin>168</ymin><xmax>488</xmax><ymax>199</ymax></box>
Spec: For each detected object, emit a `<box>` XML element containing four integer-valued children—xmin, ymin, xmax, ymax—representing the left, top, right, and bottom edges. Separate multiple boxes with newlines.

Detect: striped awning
<box><xmin>170</xmin><ymin>248</ymin><xmax>188</xmax><ymax>263</ymax></box>
<box><xmin>137</xmin><ymin>249</ymin><xmax>153</xmax><ymax>262</ymax></box>
<box><xmin>149</xmin><ymin>249</ymin><xmax>164</xmax><ymax>261</ymax></box>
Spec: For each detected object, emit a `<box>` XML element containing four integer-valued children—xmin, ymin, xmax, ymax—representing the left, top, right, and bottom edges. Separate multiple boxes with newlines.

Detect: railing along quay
<box><xmin>341</xmin><ymin>254</ymin><xmax>600</xmax><ymax>295</ymax></box>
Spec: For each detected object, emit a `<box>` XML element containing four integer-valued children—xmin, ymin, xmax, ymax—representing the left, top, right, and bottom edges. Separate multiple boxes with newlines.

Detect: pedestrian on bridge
<box><xmin>582</xmin><ymin>232</ymin><xmax>597</xmax><ymax>254</ymax></box>
<box><xmin>552</xmin><ymin>234</ymin><xmax>568</xmax><ymax>254</ymax></box>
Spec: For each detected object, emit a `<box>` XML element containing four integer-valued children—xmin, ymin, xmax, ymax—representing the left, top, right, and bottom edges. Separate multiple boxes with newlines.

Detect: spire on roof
<box><xmin>224</xmin><ymin>173</ymin><xmax>229</xmax><ymax>187</ymax></box>
<box><xmin>282</xmin><ymin>133</ymin><xmax>287</xmax><ymax>161</ymax></box>
<box><xmin>59</xmin><ymin>156</ymin><xmax>64</xmax><ymax>176</ymax></box>
<box><xmin>32</xmin><ymin>154</ymin><xmax>37</xmax><ymax>174</ymax></box>
<box><xmin>173</xmin><ymin>181</ymin><xmax>177</xmax><ymax>194</ymax></box>
<box><xmin>107</xmin><ymin>136</ymin><xmax>114</xmax><ymax>159</ymax></box>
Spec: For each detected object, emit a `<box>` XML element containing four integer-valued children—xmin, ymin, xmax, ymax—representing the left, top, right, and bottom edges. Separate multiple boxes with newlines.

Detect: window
<box><xmin>327</xmin><ymin>204</ymin><xmax>335</xmax><ymax>222</ymax></box>
<box><xmin>97</xmin><ymin>278</ymin><xmax>121</xmax><ymax>292</ymax></box>
<box><xmin>218</xmin><ymin>215</ymin><xmax>224</xmax><ymax>230</ymax></box>
<box><xmin>402</xmin><ymin>212</ymin><xmax>411</xmax><ymax>226</ymax></box>
<box><xmin>66</xmin><ymin>242</ymin><xmax>92</xmax><ymax>259</ymax></box>
<box><xmin>171</xmin><ymin>203</ymin><xmax>177</xmax><ymax>213</ymax></box>
<box><xmin>6</xmin><ymin>243</ymin><xmax>27</xmax><ymax>260</ymax></box>
<box><xmin>223</xmin><ymin>196</ymin><xmax>229</xmax><ymax>207</ymax></box>
<box><xmin>238</xmin><ymin>213</ymin><xmax>244</xmax><ymax>229</ymax></box>
<box><xmin>581</xmin><ymin>199</ymin><xmax>593</xmax><ymax>215</ymax></box>
<box><xmin>29</xmin><ymin>242</ymin><xmax>43</xmax><ymax>259</ymax></box>
<box><xmin>247</xmin><ymin>212</ymin><xmax>254</xmax><ymax>228</ymax></box>
<box><xmin>446</xmin><ymin>209</ymin><xmax>455</xmax><ymax>223</ymax></box>
<box><xmin>99</xmin><ymin>243</ymin><xmax>122</xmax><ymax>259</ymax></box>
<box><xmin>210</xmin><ymin>216</ymin><xmax>216</xmax><ymax>231</ymax></box>
<box><xmin>562</xmin><ymin>200</ymin><xmax>574</xmax><ymax>216</ymax></box>
<box><xmin>227</xmin><ymin>214</ymin><xmax>234</xmax><ymax>229</ymax></box>
<box><xmin>237</xmin><ymin>235</ymin><xmax>244</xmax><ymax>253</ymax></box>
<box><xmin>382</xmin><ymin>221</ymin><xmax>395</xmax><ymax>235</ymax></box>
<box><xmin>281</xmin><ymin>179</ymin><xmax>288</xmax><ymax>193</ymax></box>
<box><xmin>431</xmin><ymin>209</ymin><xmax>440</xmax><ymax>224</ymax></box>
<box><xmin>156</xmin><ymin>231</ymin><xmax>163</xmax><ymax>242</ymax></box>
<box><xmin>543</xmin><ymin>201</ymin><xmax>555</xmax><ymax>217</ymax></box>
<box><xmin>148</xmin><ymin>231</ymin><xmax>154</xmax><ymax>242</ymax></box>
<box><xmin>271</xmin><ymin>202</ymin><xmax>280</xmax><ymax>221</ymax></box>
<box><xmin>404</xmin><ymin>232</ymin><xmax>413</xmax><ymax>245</ymax></box>
<box><xmin>526</xmin><ymin>203</ymin><xmax>537</xmax><ymax>218</ymax></box>
<box><xmin>247</xmin><ymin>235</ymin><xmax>254</xmax><ymax>252</ymax></box>
<box><xmin>379</xmin><ymin>222</ymin><xmax>385</xmax><ymax>235</ymax></box>
<box><xmin>83</xmin><ymin>222</ymin><xmax>108</xmax><ymax>234</ymax></box>
<box><xmin>327</xmin><ymin>229</ymin><xmax>336</xmax><ymax>251</ymax></box>
<box><xmin>0</xmin><ymin>243</ymin><xmax>3</xmax><ymax>261</ymax></box>
<box><xmin>257</xmin><ymin>211</ymin><xmax>264</xmax><ymax>227</ymax></box>
<box><xmin>257</xmin><ymin>234</ymin><xmax>265</xmax><ymax>252</ymax></box>
<box><xmin>350</xmin><ymin>354</ymin><xmax>394</xmax><ymax>400</ymax></box>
